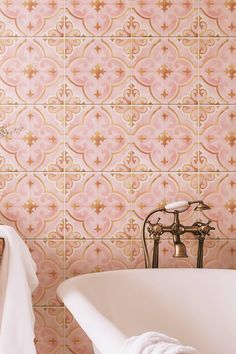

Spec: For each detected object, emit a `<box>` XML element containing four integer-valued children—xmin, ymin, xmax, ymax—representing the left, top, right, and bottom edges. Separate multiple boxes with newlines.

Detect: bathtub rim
<box><xmin>57</xmin><ymin>268</ymin><xmax>236</xmax><ymax>354</ymax></box>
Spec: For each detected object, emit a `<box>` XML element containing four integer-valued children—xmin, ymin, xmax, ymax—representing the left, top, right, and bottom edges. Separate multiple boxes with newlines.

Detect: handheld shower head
<box><xmin>194</xmin><ymin>201</ymin><xmax>211</xmax><ymax>211</ymax></box>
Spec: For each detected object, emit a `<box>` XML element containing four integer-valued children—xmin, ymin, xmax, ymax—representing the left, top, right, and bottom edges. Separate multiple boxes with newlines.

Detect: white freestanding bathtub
<box><xmin>57</xmin><ymin>269</ymin><xmax>236</xmax><ymax>354</ymax></box>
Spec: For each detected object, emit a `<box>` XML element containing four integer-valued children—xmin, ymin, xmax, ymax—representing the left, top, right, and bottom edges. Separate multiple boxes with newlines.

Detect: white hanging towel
<box><xmin>120</xmin><ymin>331</ymin><xmax>199</xmax><ymax>354</ymax></box>
<box><xmin>0</xmin><ymin>225</ymin><xmax>38</xmax><ymax>354</ymax></box>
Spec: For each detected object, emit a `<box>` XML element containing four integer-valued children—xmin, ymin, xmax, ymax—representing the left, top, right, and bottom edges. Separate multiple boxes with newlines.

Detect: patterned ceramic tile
<box><xmin>199</xmin><ymin>38</ymin><xmax>236</xmax><ymax>105</ymax></box>
<box><xmin>0</xmin><ymin>38</ymin><xmax>64</xmax><ymax>105</ymax></box>
<box><xmin>132</xmin><ymin>172</ymin><xmax>199</xmax><ymax>240</ymax></box>
<box><xmin>0</xmin><ymin>173</ymin><xmax>64</xmax><ymax>239</ymax></box>
<box><xmin>200</xmin><ymin>0</ymin><xmax>236</xmax><ymax>36</ymax></box>
<box><xmin>65</xmin><ymin>309</ymin><xmax>93</xmax><ymax>354</ymax></box>
<box><xmin>204</xmin><ymin>240</ymin><xmax>236</xmax><ymax>269</ymax></box>
<box><xmin>132</xmin><ymin>0</ymin><xmax>198</xmax><ymax>37</ymax></box>
<box><xmin>132</xmin><ymin>172</ymin><xmax>198</xmax><ymax>206</ymax></box>
<box><xmin>132</xmin><ymin>38</ymin><xmax>198</xmax><ymax>104</ymax></box>
<box><xmin>65</xmin><ymin>172</ymin><xmax>131</xmax><ymax>238</ymax></box>
<box><xmin>0</xmin><ymin>0</ymin><xmax>235</xmax><ymax>348</ymax></box>
<box><xmin>0</xmin><ymin>0</ymin><xmax>65</xmax><ymax>37</ymax></box>
<box><xmin>66</xmin><ymin>105</ymin><xmax>131</xmax><ymax>172</ymax></box>
<box><xmin>132</xmin><ymin>105</ymin><xmax>198</xmax><ymax>171</ymax></box>
<box><xmin>65</xmin><ymin>239</ymin><xmax>133</xmax><ymax>278</ymax></box>
<box><xmin>0</xmin><ymin>105</ymin><xmax>64</xmax><ymax>171</ymax></box>
<box><xmin>65</xmin><ymin>37</ymin><xmax>131</xmax><ymax>104</ymax></box>
<box><xmin>199</xmin><ymin>172</ymin><xmax>236</xmax><ymax>239</ymax></box>
<box><xmin>65</xmin><ymin>195</ymin><xmax>132</xmax><ymax>240</ymax></box>
<box><xmin>199</xmin><ymin>105</ymin><xmax>236</xmax><ymax>172</ymax></box>
<box><xmin>34</xmin><ymin>307</ymin><xmax>64</xmax><ymax>354</ymax></box>
<box><xmin>66</xmin><ymin>0</ymin><xmax>131</xmax><ymax>37</ymax></box>
<box><xmin>26</xmin><ymin>239</ymin><xmax>64</xmax><ymax>306</ymax></box>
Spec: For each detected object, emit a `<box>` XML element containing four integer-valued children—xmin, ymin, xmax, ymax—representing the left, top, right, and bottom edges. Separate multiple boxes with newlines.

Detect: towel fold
<box><xmin>120</xmin><ymin>331</ymin><xmax>199</xmax><ymax>354</ymax></box>
<box><xmin>0</xmin><ymin>225</ymin><xmax>39</xmax><ymax>354</ymax></box>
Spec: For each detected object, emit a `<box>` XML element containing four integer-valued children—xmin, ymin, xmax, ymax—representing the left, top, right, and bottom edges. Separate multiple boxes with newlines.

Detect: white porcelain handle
<box><xmin>165</xmin><ymin>200</ymin><xmax>189</xmax><ymax>212</ymax></box>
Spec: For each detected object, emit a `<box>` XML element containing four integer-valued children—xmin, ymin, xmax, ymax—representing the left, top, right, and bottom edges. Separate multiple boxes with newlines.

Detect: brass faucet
<box><xmin>142</xmin><ymin>200</ymin><xmax>215</xmax><ymax>268</ymax></box>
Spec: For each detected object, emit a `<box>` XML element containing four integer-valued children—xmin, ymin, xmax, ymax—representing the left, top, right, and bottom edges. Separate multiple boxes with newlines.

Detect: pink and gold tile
<box><xmin>65</xmin><ymin>239</ymin><xmax>133</xmax><ymax>278</ymax></box>
<box><xmin>26</xmin><ymin>239</ymin><xmax>64</xmax><ymax>306</ymax></box>
<box><xmin>132</xmin><ymin>38</ymin><xmax>197</xmax><ymax>104</ymax></box>
<box><xmin>199</xmin><ymin>105</ymin><xmax>236</xmax><ymax>172</ymax></box>
<box><xmin>65</xmin><ymin>37</ymin><xmax>131</xmax><ymax>104</ymax></box>
<box><xmin>65</xmin><ymin>309</ymin><xmax>93</xmax><ymax>354</ymax></box>
<box><xmin>65</xmin><ymin>172</ymin><xmax>131</xmax><ymax>239</ymax></box>
<box><xmin>131</xmin><ymin>172</ymin><xmax>198</xmax><ymax>239</ymax></box>
<box><xmin>66</xmin><ymin>0</ymin><xmax>131</xmax><ymax>37</ymax></box>
<box><xmin>66</xmin><ymin>105</ymin><xmax>131</xmax><ymax>172</ymax></box>
<box><xmin>0</xmin><ymin>105</ymin><xmax>64</xmax><ymax>172</ymax></box>
<box><xmin>204</xmin><ymin>240</ymin><xmax>236</xmax><ymax>269</ymax></box>
<box><xmin>34</xmin><ymin>307</ymin><xmax>64</xmax><ymax>354</ymax></box>
<box><xmin>199</xmin><ymin>38</ymin><xmax>236</xmax><ymax>105</ymax></box>
<box><xmin>132</xmin><ymin>0</ymin><xmax>198</xmax><ymax>37</ymax></box>
<box><xmin>199</xmin><ymin>173</ymin><xmax>236</xmax><ymax>239</ymax></box>
<box><xmin>0</xmin><ymin>38</ymin><xmax>64</xmax><ymax>105</ymax></box>
<box><xmin>132</xmin><ymin>105</ymin><xmax>198</xmax><ymax>172</ymax></box>
<box><xmin>0</xmin><ymin>0</ymin><xmax>65</xmax><ymax>37</ymax></box>
<box><xmin>200</xmin><ymin>0</ymin><xmax>236</xmax><ymax>37</ymax></box>
<box><xmin>0</xmin><ymin>173</ymin><xmax>64</xmax><ymax>239</ymax></box>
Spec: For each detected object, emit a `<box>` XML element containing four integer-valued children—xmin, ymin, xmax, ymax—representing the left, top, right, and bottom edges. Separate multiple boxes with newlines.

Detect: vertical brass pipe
<box><xmin>197</xmin><ymin>237</ymin><xmax>205</xmax><ymax>268</ymax></box>
<box><xmin>152</xmin><ymin>238</ymin><xmax>160</xmax><ymax>268</ymax></box>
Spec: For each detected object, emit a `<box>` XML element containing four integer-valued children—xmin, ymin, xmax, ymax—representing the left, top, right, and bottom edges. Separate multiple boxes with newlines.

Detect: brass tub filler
<box><xmin>142</xmin><ymin>200</ymin><xmax>215</xmax><ymax>268</ymax></box>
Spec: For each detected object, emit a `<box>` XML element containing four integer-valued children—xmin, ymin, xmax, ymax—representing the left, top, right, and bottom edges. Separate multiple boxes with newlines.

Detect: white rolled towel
<box><xmin>119</xmin><ymin>331</ymin><xmax>199</xmax><ymax>354</ymax></box>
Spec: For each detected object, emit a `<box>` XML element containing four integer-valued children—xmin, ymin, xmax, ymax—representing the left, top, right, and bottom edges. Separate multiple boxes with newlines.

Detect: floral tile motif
<box><xmin>26</xmin><ymin>239</ymin><xmax>64</xmax><ymax>306</ymax></box>
<box><xmin>200</xmin><ymin>105</ymin><xmax>236</xmax><ymax>172</ymax></box>
<box><xmin>204</xmin><ymin>240</ymin><xmax>236</xmax><ymax>269</ymax></box>
<box><xmin>65</xmin><ymin>239</ymin><xmax>133</xmax><ymax>278</ymax></box>
<box><xmin>0</xmin><ymin>38</ymin><xmax>64</xmax><ymax>104</ymax></box>
<box><xmin>132</xmin><ymin>172</ymin><xmax>199</xmax><ymax>238</ymax></box>
<box><xmin>132</xmin><ymin>105</ymin><xmax>198</xmax><ymax>172</ymax></box>
<box><xmin>0</xmin><ymin>105</ymin><xmax>64</xmax><ymax>172</ymax></box>
<box><xmin>200</xmin><ymin>38</ymin><xmax>236</xmax><ymax>105</ymax></box>
<box><xmin>65</xmin><ymin>200</ymin><xmax>132</xmax><ymax>240</ymax></box>
<box><xmin>200</xmin><ymin>0</ymin><xmax>236</xmax><ymax>36</ymax></box>
<box><xmin>65</xmin><ymin>309</ymin><xmax>93</xmax><ymax>354</ymax></box>
<box><xmin>132</xmin><ymin>0</ymin><xmax>198</xmax><ymax>37</ymax></box>
<box><xmin>66</xmin><ymin>105</ymin><xmax>131</xmax><ymax>172</ymax></box>
<box><xmin>34</xmin><ymin>307</ymin><xmax>64</xmax><ymax>354</ymax></box>
<box><xmin>0</xmin><ymin>173</ymin><xmax>64</xmax><ymax>239</ymax></box>
<box><xmin>66</xmin><ymin>0</ymin><xmax>131</xmax><ymax>37</ymax></box>
<box><xmin>132</xmin><ymin>38</ymin><xmax>197</xmax><ymax>104</ymax></box>
<box><xmin>0</xmin><ymin>0</ymin><xmax>65</xmax><ymax>37</ymax></box>
<box><xmin>66</xmin><ymin>172</ymin><xmax>131</xmax><ymax>239</ymax></box>
<box><xmin>65</xmin><ymin>38</ymin><xmax>131</xmax><ymax>104</ymax></box>
<box><xmin>177</xmin><ymin>83</ymin><xmax>217</xmax><ymax>126</ymax></box>
<box><xmin>132</xmin><ymin>172</ymin><xmax>198</xmax><ymax>206</ymax></box>
<box><xmin>200</xmin><ymin>173</ymin><xmax>236</xmax><ymax>239</ymax></box>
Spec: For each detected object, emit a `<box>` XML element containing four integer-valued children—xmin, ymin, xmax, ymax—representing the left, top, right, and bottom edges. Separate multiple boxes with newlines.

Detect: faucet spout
<box><xmin>173</xmin><ymin>240</ymin><xmax>188</xmax><ymax>258</ymax></box>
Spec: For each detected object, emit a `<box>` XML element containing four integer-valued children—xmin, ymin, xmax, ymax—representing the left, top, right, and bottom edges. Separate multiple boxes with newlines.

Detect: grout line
<box><xmin>0</xmin><ymin>103</ymin><xmax>234</xmax><ymax>106</ymax></box>
<box><xmin>131</xmin><ymin>0</ymin><xmax>134</xmax><ymax>266</ymax></box>
<box><xmin>1</xmin><ymin>36</ymin><xmax>236</xmax><ymax>38</ymax></box>
<box><xmin>25</xmin><ymin>237</ymin><xmax>236</xmax><ymax>241</ymax></box>
<box><xmin>63</xmin><ymin>4</ymin><xmax>66</xmax><ymax>352</ymax></box>
<box><xmin>197</xmin><ymin>0</ymin><xmax>200</xmax><ymax>204</ymax></box>
<box><xmin>0</xmin><ymin>171</ymin><xmax>234</xmax><ymax>174</ymax></box>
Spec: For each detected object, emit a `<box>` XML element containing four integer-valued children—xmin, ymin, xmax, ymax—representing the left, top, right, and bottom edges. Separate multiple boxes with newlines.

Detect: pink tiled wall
<box><xmin>0</xmin><ymin>1</ymin><xmax>236</xmax><ymax>353</ymax></box>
